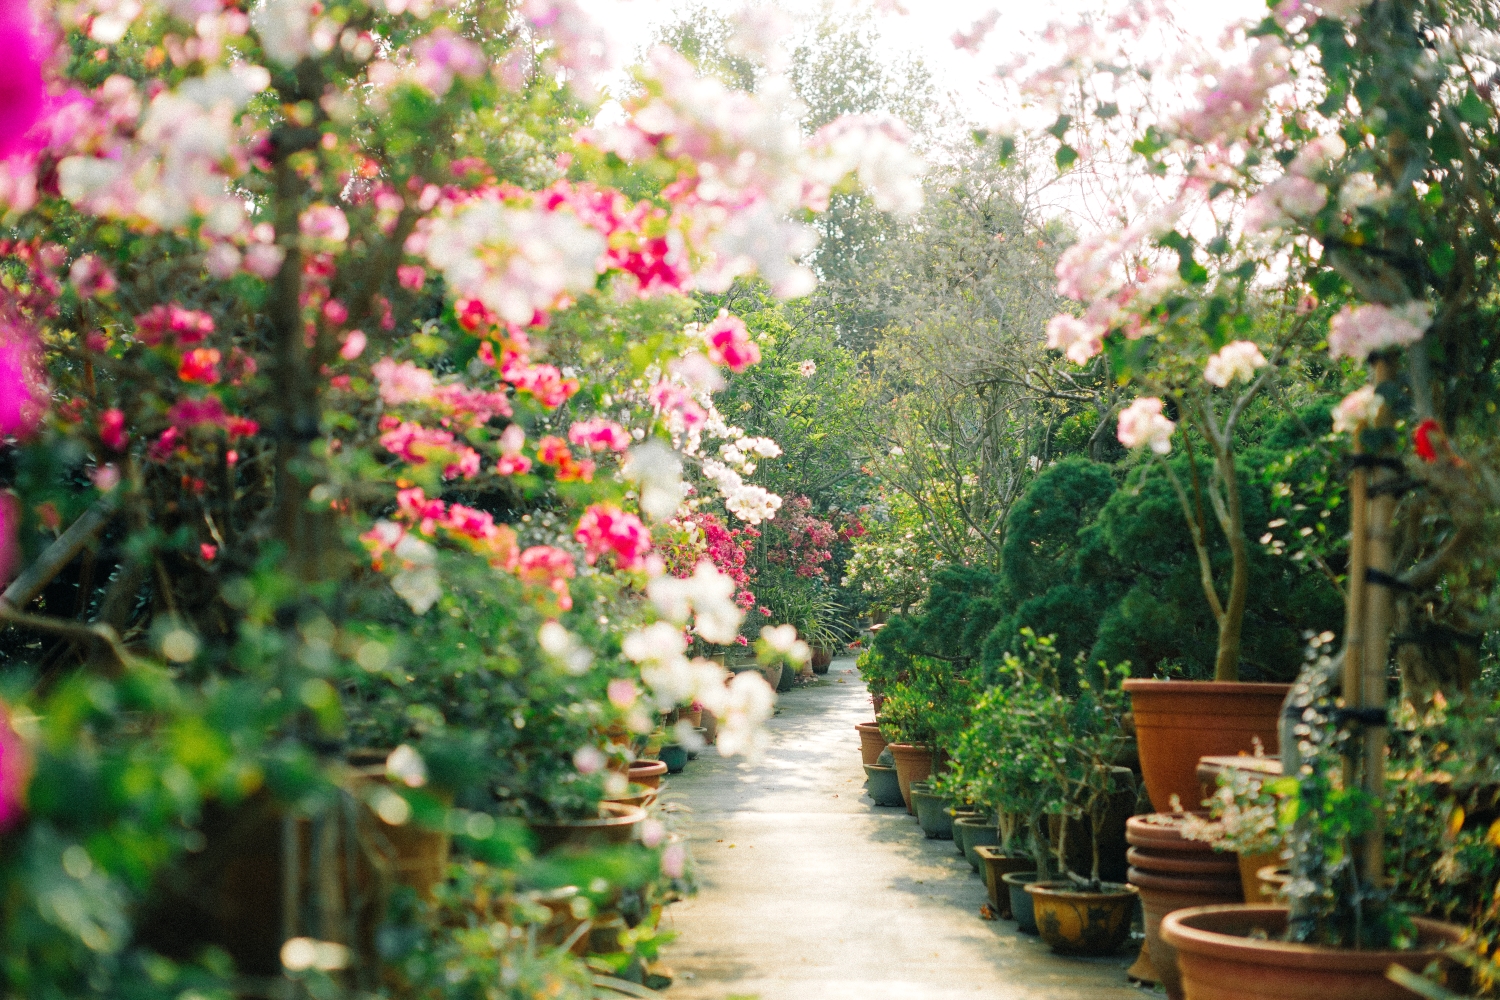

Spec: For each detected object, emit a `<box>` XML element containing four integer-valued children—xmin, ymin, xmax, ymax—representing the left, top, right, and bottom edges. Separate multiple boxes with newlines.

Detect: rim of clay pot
<box><xmin>629</xmin><ymin>759</ymin><xmax>668</xmax><ymax>776</ymax></box>
<box><xmin>1123</xmin><ymin>678</ymin><xmax>1294</xmax><ymax>697</ymax></box>
<box><xmin>1127</xmin><ymin>866</ymin><xmax>1245</xmax><ymax>896</ymax></box>
<box><xmin>1024</xmin><ymin>880</ymin><xmax>1138</xmax><ymax>901</ymax></box>
<box><xmin>1126</xmin><ymin>846</ymin><xmax>1241</xmax><ymax>877</ymax></box>
<box><xmin>1000</xmin><ymin>871</ymin><xmax>1041</xmax><ymax>887</ymax></box>
<box><xmin>855</xmin><ymin>721</ymin><xmax>882</xmax><ymax>733</ymax></box>
<box><xmin>534</xmin><ymin>801</ymin><xmax>646</xmax><ymax>833</ymax></box>
<box><xmin>1161</xmin><ymin>905</ymin><xmax>1464</xmax><ymax>971</ymax></box>
<box><xmin>1125</xmin><ymin>813</ymin><xmax>1220</xmax><ymax>853</ymax></box>
<box><xmin>886</xmin><ymin>742</ymin><xmax>934</xmax><ymax>754</ymax></box>
<box><xmin>604</xmin><ymin>783</ymin><xmax>659</xmax><ymax>808</ymax></box>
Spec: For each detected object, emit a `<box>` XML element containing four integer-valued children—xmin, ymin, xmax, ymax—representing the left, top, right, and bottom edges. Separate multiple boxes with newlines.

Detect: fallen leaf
<box><xmin>979</xmin><ymin>904</ymin><xmax>997</xmax><ymax>921</ymax></box>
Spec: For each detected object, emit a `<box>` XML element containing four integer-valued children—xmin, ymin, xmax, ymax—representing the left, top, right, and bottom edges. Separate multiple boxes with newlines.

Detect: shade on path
<box><xmin>658</xmin><ymin>658</ymin><xmax>1144</xmax><ymax>1000</ymax></box>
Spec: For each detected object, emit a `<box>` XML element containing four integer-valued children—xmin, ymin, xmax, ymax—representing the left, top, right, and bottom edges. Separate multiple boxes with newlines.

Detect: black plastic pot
<box><xmin>863</xmin><ymin>764</ymin><xmax>904</xmax><ymax>807</ymax></box>
<box><xmin>911</xmin><ymin>787</ymin><xmax>954</xmax><ymax>839</ymax></box>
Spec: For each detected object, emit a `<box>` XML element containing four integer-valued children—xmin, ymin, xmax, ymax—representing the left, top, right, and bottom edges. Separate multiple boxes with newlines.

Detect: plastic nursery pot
<box><xmin>628</xmin><ymin>759</ymin><xmax>668</xmax><ymax>790</ymax></box>
<box><xmin>1002</xmin><ymin>871</ymin><xmax>1041</xmax><ymax>935</ymax></box>
<box><xmin>954</xmin><ymin>816</ymin><xmax>999</xmax><ymax>873</ymax></box>
<box><xmin>855</xmin><ymin>722</ymin><xmax>888</xmax><ymax>767</ymax></box>
<box><xmin>863</xmin><ymin>764</ymin><xmax>905</xmax><ymax>807</ymax></box>
<box><xmin>973</xmin><ymin>846</ymin><xmax>1033</xmax><ymax>920</ymax></box>
<box><xmin>911</xmin><ymin>786</ymin><xmax>954</xmax><ymax>840</ymax></box>
<box><xmin>1160</xmin><ymin>905</ymin><xmax>1466</xmax><ymax>1000</ymax></box>
<box><xmin>529</xmin><ymin>802</ymin><xmax>648</xmax><ymax>855</ymax></box>
<box><xmin>1122</xmin><ymin>679</ymin><xmax>1290</xmax><ymax>814</ymax></box>
<box><xmin>1024</xmin><ymin>881</ymin><xmax>1138</xmax><ymax>956</ymax></box>
<box><xmin>659</xmin><ymin>744</ymin><xmax>689</xmax><ymax>774</ymax></box>
<box><xmin>886</xmin><ymin>744</ymin><xmax>935</xmax><ymax>814</ymax></box>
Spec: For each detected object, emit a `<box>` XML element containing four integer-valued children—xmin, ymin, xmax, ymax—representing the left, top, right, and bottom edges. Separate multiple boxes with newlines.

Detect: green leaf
<box><xmin>1132</xmin><ymin>126</ymin><xmax>1167</xmax><ymax>158</ymax></box>
<box><xmin>1095</xmin><ymin>102</ymin><xmax>1119</xmax><ymax>120</ymax></box>
<box><xmin>1458</xmin><ymin>88</ymin><xmax>1492</xmax><ymax>130</ymax></box>
<box><xmin>1047</xmin><ymin>114</ymin><xmax>1073</xmax><ymax>140</ymax></box>
<box><xmin>1055</xmin><ymin>145</ymin><xmax>1079</xmax><ymax>171</ymax></box>
<box><xmin>1429</xmin><ymin>243</ymin><xmax>1456</xmax><ymax>277</ymax></box>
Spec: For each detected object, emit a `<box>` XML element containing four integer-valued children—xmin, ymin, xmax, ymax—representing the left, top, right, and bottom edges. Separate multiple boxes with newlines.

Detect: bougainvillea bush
<box><xmin>0</xmin><ymin>0</ymin><xmax>920</xmax><ymax>993</ymax></box>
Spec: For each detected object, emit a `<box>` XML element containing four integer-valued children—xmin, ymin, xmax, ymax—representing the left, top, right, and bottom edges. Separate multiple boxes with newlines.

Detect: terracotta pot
<box><xmin>871</xmin><ymin>692</ymin><xmax>886</xmax><ymax>714</ymax></box>
<box><xmin>974</xmin><ymin>846</ymin><xmax>1034</xmax><ymax>919</ymax></box>
<box><xmin>911</xmin><ymin>786</ymin><xmax>954</xmax><ymax>840</ymax></box>
<box><xmin>759</xmin><ymin>661</ymin><xmax>784</xmax><ymax>690</ymax></box>
<box><xmin>1003</xmin><ymin>871</ymin><xmax>1041</xmax><ymax>934</ymax></box>
<box><xmin>1238</xmin><ymin>851</ymin><xmax>1282</xmax><ymax>903</ymax></box>
<box><xmin>855</xmin><ymin>722</ymin><xmax>887</xmax><ymax>767</ymax></box>
<box><xmin>604</xmin><ymin>783</ymin><xmax>658</xmax><ymax>809</ymax></box>
<box><xmin>1128</xmin><ymin>867</ymin><xmax>1246</xmax><ymax>1000</ymax></box>
<box><xmin>863</xmin><ymin>764</ymin><xmax>905</xmax><ymax>807</ymax></box>
<box><xmin>886</xmin><ymin>743</ymin><xmax>935</xmax><ymax>813</ymax></box>
<box><xmin>1123</xmin><ymin>680</ymin><xmax>1290</xmax><ymax>813</ymax></box>
<box><xmin>529</xmin><ymin>802</ymin><xmax>647</xmax><ymax>855</ymax></box>
<box><xmin>1025</xmin><ymin>881</ymin><xmax>1138</xmax><ymax>956</ymax></box>
<box><xmin>628</xmin><ymin>759</ymin><xmax>668</xmax><ymax>789</ymax></box>
<box><xmin>1126</xmin><ymin>812</ymin><xmax>1226</xmax><ymax>855</ymax></box>
<box><xmin>1161</xmin><ymin>905</ymin><xmax>1465</xmax><ymax>1000</ymax></box>
<box><xmin>811</xmin><ymin>646</ymin><xmax>833</xmax><ymax>672</ymax></box>
<box><xmin>682</xmin><ymin>708</ymin><xmax>703</xmax><ymax>729</ymax></box>
<box><xmin>1127</xmin><ymin>846</ymin><xmax>1241</xmax><ymax>879</ymax></box>
<box><xmin>702</xmin><ymin>709</ymin><xmax>718</xmax><ymax>746</ymax></box>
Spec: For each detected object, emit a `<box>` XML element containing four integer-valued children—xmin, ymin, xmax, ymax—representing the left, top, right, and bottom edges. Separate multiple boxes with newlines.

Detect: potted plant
<box><xmin>876</xmin><ymin>653</ymin><xmax>972</xmax><ymax>814</ymax></box>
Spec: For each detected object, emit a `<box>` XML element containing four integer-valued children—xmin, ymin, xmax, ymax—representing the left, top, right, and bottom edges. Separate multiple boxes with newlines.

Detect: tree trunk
<box><xmin>1213</xmin><ymin>448</ymin><xmax>1247</xmax><ymax>681</ymax></box>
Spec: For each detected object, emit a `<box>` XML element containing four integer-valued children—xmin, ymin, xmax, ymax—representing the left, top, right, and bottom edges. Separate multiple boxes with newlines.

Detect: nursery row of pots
<box><xmin>857</xmin><ymin>677</ymin><xmax>1469</xmax><ymax>1000</ymax></box>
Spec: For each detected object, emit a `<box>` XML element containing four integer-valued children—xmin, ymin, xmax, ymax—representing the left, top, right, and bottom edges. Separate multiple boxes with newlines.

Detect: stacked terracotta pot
<box><xmin>1125</xmin><ymin>813</ymin><xmax>1243</xmax><ymax>1000</ymax></box>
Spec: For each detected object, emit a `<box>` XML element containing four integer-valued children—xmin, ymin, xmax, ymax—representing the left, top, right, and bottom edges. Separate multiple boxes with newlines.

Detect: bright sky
<box><xmin>576</xmin><ymin>0</ymin><xmax>1268</xmax><ymax>127</ymax></box>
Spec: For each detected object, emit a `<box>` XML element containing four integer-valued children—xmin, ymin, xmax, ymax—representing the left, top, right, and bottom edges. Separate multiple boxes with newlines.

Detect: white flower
<box><xmin>386</xmin><ymin>745</ymin><xmax>428</xmax><ymax>788</ymax></box>
<box><xmin>623</xmin><ymin>442</ymin><xmax>685</xmax><ymax>520</ymax></box>
<box><xmin>1244</xmin><ymin>174</ymin><xmax>1328</xmax><ymax>235</ymax></box>
<box><xmin>1288</xmin><ymin>134</ymin><xmax>1346</xmax><ymax>178</ymax></box>
<box><xmin>760</xmin><ymin>623</ymin><xmax>797</xmax><ymax>653</ymax></box>
<box><xmin>538</xmin><ymin>621</ymin><xmax>593</xmax><ymax>675</ymax></box>
<box><xmin>1328</xmin><ymin>302</ymin><xmax>1432</xmax><ymax>361</ymax></box>
<box><xmin>622</xmin><ymin>622</ymin><xmax>688</xmax><ymax>663</ymax></box>
<box><xmin>1338</xmin><ymin>172</ymin><xmax>1387</xmax><ymax>210</ymax></box>
<box><xmin>252</xmin><ymin>0</ymin><xmax>316</xmax><ymax>67</ymax></box>
<box><xmin>715</xmin><ymin>671</ymin><xmax>776</xmax><ymax>757</ymax></box>
<box><xmin>1204</xmin><ymin>341</ymin><xmax>1269</xmax><ymax>387</ymax></box>
<box><xmin>390</xmin><ymin>534</ymin><xmax>440</xmax><ymax>613</ymax></box>
<box><xmin>799</xmin><ymin>359</ymin><xmax>817</xmax><ymax>377</ymax></box>
<box><xmin>647</xmin><ymin>561</ymin><xmax>744</xmax><ymax>644</ymax></box>
<box><xmin>1117</xmin><ymin>397</ymin><xmax>1176</xmax><ymax>455</ymax></box>
<box><xmin>1331</xmin><ymin>384</ymin><xmax>1384</xmax><ymax>433</ymax></box>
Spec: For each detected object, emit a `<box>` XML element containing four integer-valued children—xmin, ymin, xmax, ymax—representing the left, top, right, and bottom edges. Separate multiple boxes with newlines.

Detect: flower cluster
<box><xmin>762</xmin><ymin>495</ymin><xmax>837</xmax><ymax>579</ymax></box>
<box><xmin>1117</xmin><ymin>397</ymin><xmax>1176</xmax><ymax>455</ymax></box>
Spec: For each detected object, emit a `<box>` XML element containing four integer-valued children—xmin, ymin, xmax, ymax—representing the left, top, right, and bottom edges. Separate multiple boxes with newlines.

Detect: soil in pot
<box><xmin>863</xmin><ymin>764</ymin><xmax>905</xmax><ymax>807</ymax></box>
<box><xmin>955</xmin><ymin>817</ymin><xmax>999</xmax><ymax>872</ymax></box>
<box><xmin>659</xmin><ymin>744</ymin><xmax>688</xmax><ymax>773</ymax></box>
<box><xmin>1123</xmin><ymin>679</ymin><xmax>1290</xmax><ymax>814</ymax></box>
<box><xmin>1025</xmin><ymin>881</ymin><xmax>1138</xmax><ymax>956</ymax></box>
<box><xmin>1161</xmin><ymin>905</ymin><xmax>1465</xmax><ymax>1000</ymax></box>
<box><xmin>628</xmin><ymin>759</ymin><xmax>668</xmax><ymax>789</ymax></box>
<box><xmin>1003</xmin><ymin>871</ymin><xmax>1042</xmax><ymax>935</ymax></box>
<box><xmin>856</xmin><ymin>722</ymin><xmax>887</xmax><ymax>767</ymax></box>
<box><xmin>529</xmin><ymin>802</ymin><xmax>648</xmax><ymax>855</ymax></box>
<box><xmin>974</xmin><ymin>846</ymin><xmax>1034</xmax><ymax>919</ymax></box>
<box><xmin>911</xmin><ymin>787</ymin><xmax>954</xmax><ymax>840</ymax></box>
<box><xmin>887</xmin><ymin>743</ymin><xmax>935</xmax><ymax>814</ymax></box>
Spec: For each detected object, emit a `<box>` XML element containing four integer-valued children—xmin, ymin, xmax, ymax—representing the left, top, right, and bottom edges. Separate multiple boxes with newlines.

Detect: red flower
<box><xmin>1412</xmin><ymin>418</ymin><xmax>1441</xmax><ymax>463</ymax></box>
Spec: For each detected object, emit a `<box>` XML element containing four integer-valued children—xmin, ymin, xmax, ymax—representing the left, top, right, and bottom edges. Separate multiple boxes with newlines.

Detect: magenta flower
<box><xmin>0</xmin><ymin>3</ymin><xmax>44</xmax><ymax>162</ymax></box>
<box><xmin>0</xmin><ymin>698</ymin><xmax>28</xmax><ymax>830</ymax></box>
<box><xmin>0</xmin><ymin>491</ymin><xmax>16</xmax><ymax>588</ymax></box>
<box><xmin>0</xmin><ymin>322</ymin><xmax>44</xmax><ymax>438</ymax></box>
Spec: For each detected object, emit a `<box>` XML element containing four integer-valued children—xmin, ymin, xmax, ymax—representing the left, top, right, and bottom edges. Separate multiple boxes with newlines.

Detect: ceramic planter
<box><xmin>529</xmin><ymin>802</ymin><xmax>647</xmax><ymax>855</ymax></box>
<box><xmin>1002</xmin><ymin>871</ymin><xmax>1041</xmax><ymax>934</ymax></box>
<box><xmin>603</xmin><ymin>782</ymin><xmax>659</xmax><ymax>810</ymax></box>
<box><xmin>659</xmin><ymin>744</ymin><xmax>688</xmax><ymax>773</ymax></box>
<box><xmin>1025</xmin><ymin>881</ymin><xmax>1138</xmax><ymax>956</ymax></box>
<box><xmin>974</xmin><ymin>846</ymin><xmax>1034</xmax><ymax>919</ymax></box>
<box><xmin>911</xmin><ymin>786</ymin><xmax>954</xmax><ymax>839</ymax></box>
<box><xmin>628</xmin><ymin>759</ymin><xmax>668</xmax><ymax>789</ymax></box>
<box><xmin>760</xmin><ymin>661</ymin><xmax>784</xmax><ymax>690</ymax></box>
<box><xmin>855</xmin><ymin>722</ymin><xmax>887</xmax><ymax>767</ymax></box>
<box><xmin>682</xmin><ymin>707</ymin><xmax>703</xmax><ymax>729</ymax></box>
<box><xmin>1160</xmin><ymin>905</ymin><xmax>1464</xmax><ymax>1000</ymax></box>
<box><xmin>702</xmin><ymin>709</ymin><xmax>718</xmax><ymax>745</ymax></box>
<box><xmin>886</xmin><ymin>743</ymin><xmax>935</xmax><ymax>813</ymax></box>
<box><xmin>776</xmin><ymin>663</ymin><xmax>797</xmax><ymax>692</ymax></box>
<box><xmin>1128</xmin><ymin>866</ymin><xmax>1244</xmax><ymax>1000</ymax></box>
<box><xmin>1122</xmin><ymin>680</ymin><xmax>1290</xmax><ymax>813</ymax></box>
<box><xmin>811</xmin><ymin>646</ymin><xmax>833</xmax><ymax>673</ymax></box>
<box><xmin>956</xmin><ymin>817</ymin><xmax>998</xmax><ymax>872</ymax></box>
<box><xmin>863</xmin><ymin>764</ymin><xmax>905</xmax><ymax>807</ymax></box>
<box><xmin>951</xmin><ymin>809</ymin><xmax>984</xmax><ymax>858</ymax></box>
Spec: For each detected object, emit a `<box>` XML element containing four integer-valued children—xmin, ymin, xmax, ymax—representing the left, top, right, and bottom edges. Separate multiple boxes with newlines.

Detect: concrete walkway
<box><xmin>659</xmin><ymin>658</ymin><xmax>1144</xmax><ymax>1000</ymax></box>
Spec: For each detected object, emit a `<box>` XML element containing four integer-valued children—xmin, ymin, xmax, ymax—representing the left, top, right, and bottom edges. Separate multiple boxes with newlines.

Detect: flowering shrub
<box><xmin>0</xmin><ymin>0</ymin><xmax>922</xmax><ymax>992</ymax></box>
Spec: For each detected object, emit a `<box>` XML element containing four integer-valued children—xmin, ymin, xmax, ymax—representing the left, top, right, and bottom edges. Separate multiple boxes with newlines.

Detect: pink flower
<box><xmin>200</xmin><ymin>543</ymin><xmax>218</xmax><ymax>561</ymax></box>
<box><xmin>299</xmin><ymin>204</ymin><xmax>349</xmax><ymax>243</ymax></box>
<box><xmin>0</xmin><ymin>6</ymin><xmax>44</xmax><ymax>161</ymax></box>
<box><xmin>178</xmin><ymin>348</ymin><xmax>223</xmax><ymax>385</ymax></box>
<box><xmin>0</xmin><ymin>324</ymin><xmax>44</xmax><ymax>439</ymax></box>
<box><xmin>379</xmin><ymin>420</ymin><xmax>480</xmax><ymax>479</ymax></box>
<box><xmin>704</xmin><ymin>312</ymin><xmax>760</xmax><ymax>372</ymax></box>
<box><xmin>1203</xmin><ymin>341</ymin><xmax>1268</xmax><ymax>387</ymax></box>
<box><xmin>575</xmin><ymin>503</ymin><xmax>651</xmax><ymax>570</ymax></box>
<box><xmin>135</xmin><ymin>304</ymin><xmax>215</xmax><ymax>347</ymax></box>
<box><xmin>1327</xmin><ymin>302</ymin><xmax>1432</xmax><ymax>361</ymax></box>
<box><xmin>648</xmin><ymin>380</ymin><xmax>706</xmax><ymax>428</ymax></box>
<box><xmin>322</xmin><ymin>298</ymin><xmax>349</xmax><ymax>325</ymax></box>
<box><xmin>517</xmin><ymin>545</ymin><xmax>576</xmax><ymax>610</ymax></box>
<box><xmin>340</xmin><ymin>329</ymin><xmax>367</xmax><ymax>360</ymax></box>
<box><xmin>411</xmin><ymin>28</ymin><xmax>486</xmax><ymax>96</ymax></box>
<box><xmin>0</xmin><ymin>698</ymin><xmax>31</xmax><ymax>830</ymax></box>
<box><xmin>1117</xmin><ymin>397</ymin><xmax>1175</xmax><ymax>454</ymax></box>
<box><xmin>1331</xmin><ymin>385</ymin><xmax>1383</xmax><ymax>434</ymax></box>
<box><xmin>661</xmin><ymin>841</ymin><xmax>686</xmax><ymax>878</ymax></box>
<box><xmin>99</xmin><ymin>408</ymin><xmax>128</xmax><ymax>451</ymax></box>
<box><xmin>1045</xmin><ymin>314</ymin><xmax>1104</xmax><ymax>363</ymax></box>
<box><xmin>397</xmin><ymin>264</ymin><xmax>426</xmax><ymax>290</ymax></box>
<box><xmin>372</xmin><ymin>357</ymin><xmax>438</xmax><ymax>404</ymax></box>
<box><xmin>568</xmin><ymin>417</ymin><xmax>631</xmax><ymax>452</ymax></box>
<box><xmin>68</xmin><ymin>254</ymin><xmax>117</xmax><ymax>298</ymax></box>
<box><xmin>607</xmin><ymin>678</ymin><xmax>638</xmax><ymax>708</ymax></box>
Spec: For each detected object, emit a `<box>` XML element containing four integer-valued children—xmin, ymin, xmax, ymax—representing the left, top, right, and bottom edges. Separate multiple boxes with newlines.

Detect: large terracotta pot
<box><xmin>1025</xmin><ymin>881</ymin><xmax>1138</xmax><ymax>956</ymax></box>
<box><xmin>529</xmin><ymin>802</ymin><xmax>647</xmax><ymax>855</ymax></box>
<box><xmin>886</xmin><ymin>743</ymin><xmax>934</xmax><ymax>813</ymax></box>
<box><xmin>1161</xmin><ymin>905</ymin><xmax>1465</xmax><ymax>1000</ymax></box>
<box><xmin>628</xmin><ymin>759</ymin><xmax>668</xmax><ymax>789</ymax></box>
<box><xmin>1128</xmin><ymin>867</ymin><xmax>1244</xmax><ymax>1000</ymax></box>
<box><xmin>1123</xmin><ymin>680</ymin><xmax>1290</xmax><ymax>813</ymax></box>
<box><xmin>855</xmin><ymin>722</ymin><xmax>887</xmax><ymax>766</ymax></box>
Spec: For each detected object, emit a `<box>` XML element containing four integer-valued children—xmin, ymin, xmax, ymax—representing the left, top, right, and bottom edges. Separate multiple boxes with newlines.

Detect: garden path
<box><xmin>658</xmin><ymin>659</ymin><xmax>1144</xmax><ymax>1000</ymax></box>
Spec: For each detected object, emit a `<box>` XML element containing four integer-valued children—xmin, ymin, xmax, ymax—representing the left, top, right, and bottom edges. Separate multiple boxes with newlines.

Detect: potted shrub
<box><xmin>877</xmin><ymin>654</ymin><xmax>972</xmax><ymax>813</ymax></box>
